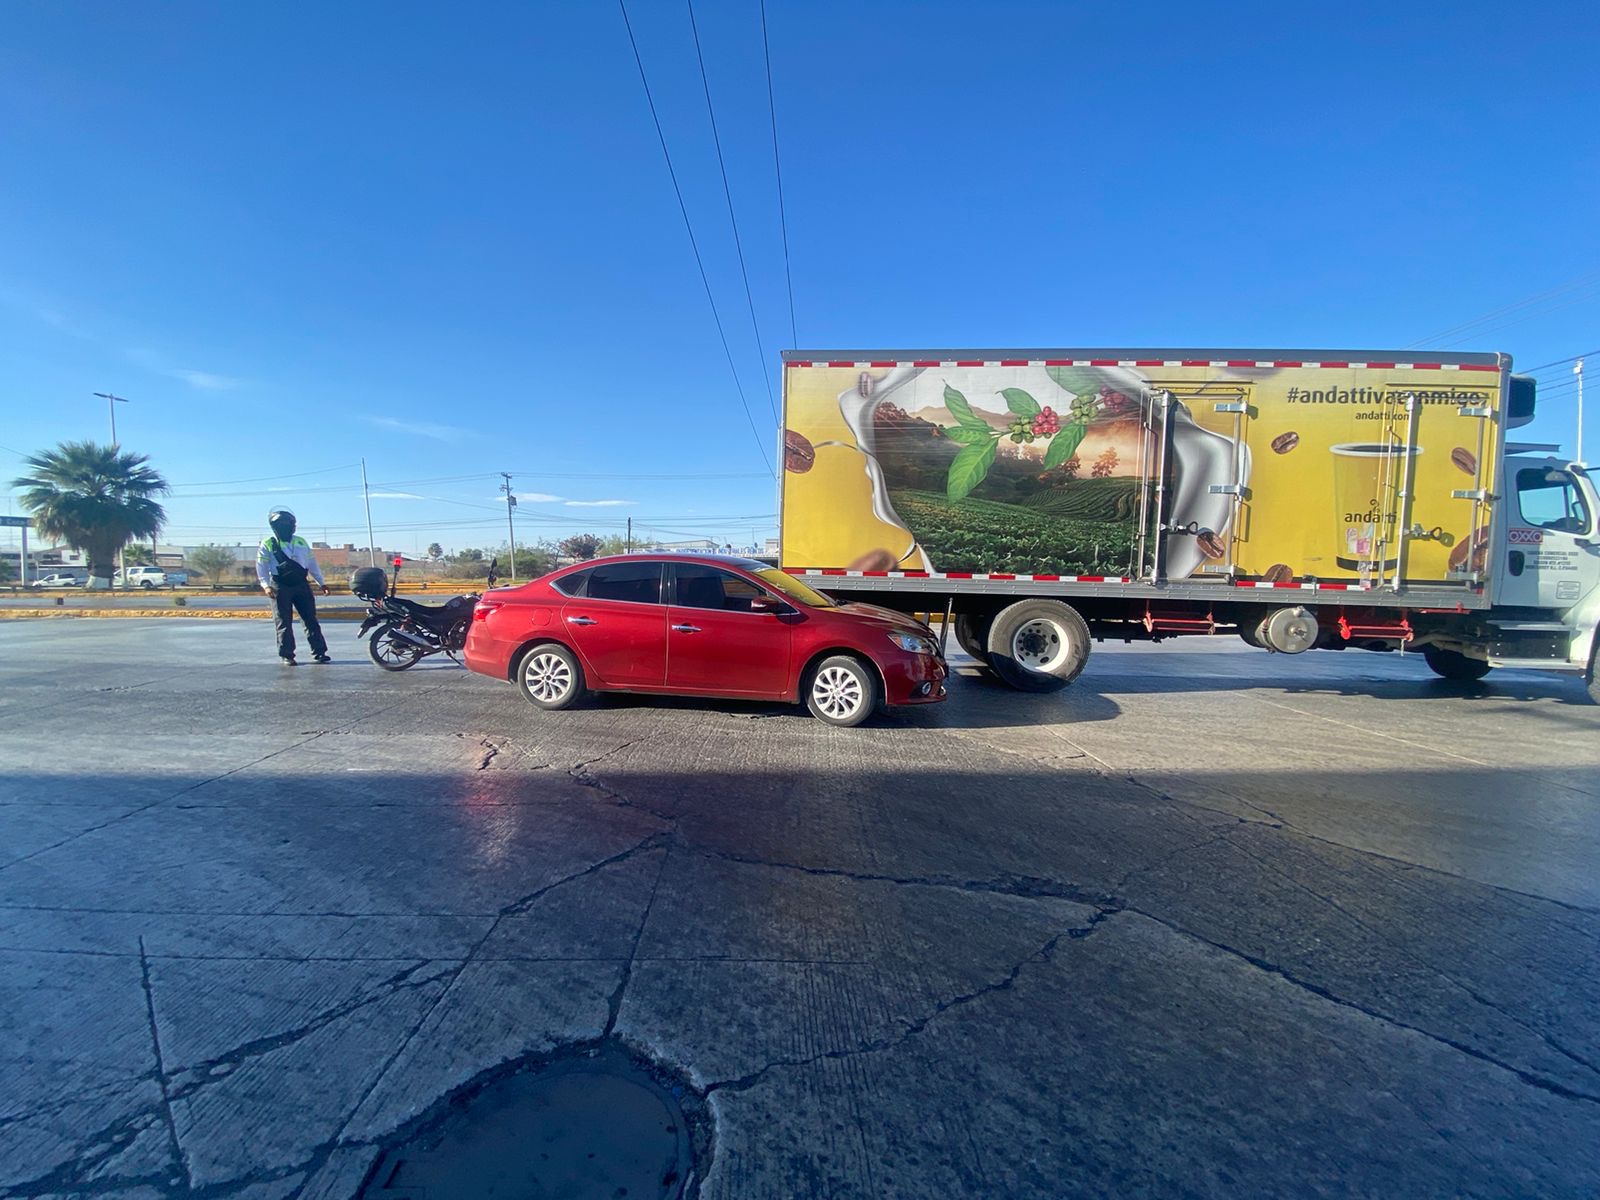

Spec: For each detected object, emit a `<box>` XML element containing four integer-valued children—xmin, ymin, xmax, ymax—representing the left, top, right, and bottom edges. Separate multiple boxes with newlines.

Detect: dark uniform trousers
<box><xmin>273</xmin><ymin>579</ymin><xmax>328</xmax><ymax>660</ymax></box>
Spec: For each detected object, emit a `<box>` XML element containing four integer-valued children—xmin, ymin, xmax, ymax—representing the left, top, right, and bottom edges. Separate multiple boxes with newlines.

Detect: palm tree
<box><xmin>11</xmin><ymin>441</ymin><xmax>169</xmax><ymax>588</ymax></box>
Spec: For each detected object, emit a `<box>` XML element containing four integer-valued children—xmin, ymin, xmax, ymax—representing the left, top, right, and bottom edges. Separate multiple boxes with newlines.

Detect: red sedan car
<box><xmin>464</xmin><ymin>554</ymin><xmax>946</xmax><ymax>726</ymax></box>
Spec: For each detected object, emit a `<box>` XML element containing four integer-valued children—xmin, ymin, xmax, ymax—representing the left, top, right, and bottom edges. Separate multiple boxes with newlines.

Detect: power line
<box><xmin>760</xmin><ymin>0</ymin><xmax>797</xmax><ymax>348</ymax></box>
<box><xmin>1405</xmin><ymin>268</ymin><xmax>1600</xmax><ymax>350</ymax></box>
<box><xmin>167</xmin><ymin>463</ymin><xmax>361</xmax><ymax>488</ymax></box>
<box><xmin>618</xmin><ymin>0</ymin><xmax>775</xmax><ymax>477</ymax></box>
<box><xmin>1519</xmin><ymin>348</ymin><xmax>1600</xmax><ymax>375</ymax></box>
<box><xmin>686</xmin><ymin>0</ymin><xmax>778</xmax><ymax>427</ymax></box>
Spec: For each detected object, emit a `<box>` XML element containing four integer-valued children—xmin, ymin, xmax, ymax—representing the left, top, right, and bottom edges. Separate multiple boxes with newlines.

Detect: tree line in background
<box><xmin>7</xmin><ymin>439</ymin><xmax>652</xmax><ymax>589</ymax></box>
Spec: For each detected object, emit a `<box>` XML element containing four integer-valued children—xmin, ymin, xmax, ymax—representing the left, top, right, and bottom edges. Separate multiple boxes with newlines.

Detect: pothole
<box><xmin>357</xmin><ymin>1043</ymin><xmax>708</xmax><ymax>1199</ymax></box>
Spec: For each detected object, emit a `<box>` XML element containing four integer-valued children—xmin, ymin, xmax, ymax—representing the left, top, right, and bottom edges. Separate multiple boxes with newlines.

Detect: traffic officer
<box><xmin>256</xmin><ymin>509</ymin><xmax>331</xmax><ymax>664</ymax></box>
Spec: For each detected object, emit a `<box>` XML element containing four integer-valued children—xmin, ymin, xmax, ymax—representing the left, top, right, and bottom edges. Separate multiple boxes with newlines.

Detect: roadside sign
<box><xmin>0</xmin><ymin>516</ymin><xmax>32</xmax><ymax>528</ymax></box>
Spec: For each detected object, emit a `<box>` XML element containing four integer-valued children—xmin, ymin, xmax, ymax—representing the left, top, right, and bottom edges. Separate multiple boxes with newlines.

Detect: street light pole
<box><xmin>92</xmin><ymin>393</ymin><xmax>131</xmax><ymax>586</ymax></box>
<box><xmin>500</xmin><ymin>473</ymin><xmax>518</xmax><ymax>582</ymax></box>
<box><xmin>92</xmin><ymin>392</ymin><xmax>129</xmax><ymax>447</ymax></box>
<box><xmin>360</xmin><ymin>458</ymin><xmax>378</xmax><ymax>568</ymax></box>
<box><xmin>1576</xmin><ymin>359</ymin><xmax>1585</xmax><ymax>464</ymax></box>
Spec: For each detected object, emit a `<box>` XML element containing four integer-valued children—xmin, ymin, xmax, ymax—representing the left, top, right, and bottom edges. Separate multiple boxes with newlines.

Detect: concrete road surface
<box><xmin>1</xmin><ymin>619</ymin><xmax>1598</xmax><ymax>1198</ymax></box>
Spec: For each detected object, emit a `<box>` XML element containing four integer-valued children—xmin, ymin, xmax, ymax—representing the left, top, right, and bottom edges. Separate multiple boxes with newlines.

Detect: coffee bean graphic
<box><xmin>783</xmin><ymin>429</ymin><xmax>815</xmax><ymax>474</ymax></box>
<box><xmin>1271</xmin><ymin>431</ymin><xmax>1299</xmax><ymax>454</ymax></box>
<box><xmin>1451</xmin><ymin>447</ymin><xmax>1477</xmax><ymax>475</ymax></box>
<box><xmin>1196</xmin><ymin>530</ymin><xmax>1226</xmax><ymax>558</ymax></box>
<box><xmin>1262</xmin><ymin>563</ymin><xmax>1293</xmax><ymax>583</ymax></box>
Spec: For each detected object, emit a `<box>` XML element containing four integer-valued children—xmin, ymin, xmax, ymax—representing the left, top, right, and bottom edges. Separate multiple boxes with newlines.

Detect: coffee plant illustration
<box><xmin>941</xmin><ymin>382</ymin><xmax>1124</xmax><ymax>501</ymax></box>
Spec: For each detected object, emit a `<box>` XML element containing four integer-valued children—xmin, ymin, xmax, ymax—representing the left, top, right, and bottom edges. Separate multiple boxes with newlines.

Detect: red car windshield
<box><xmin>755</xmin><ymin>568</ymin><xmax>837</xmax><ymax>608</ymax></box>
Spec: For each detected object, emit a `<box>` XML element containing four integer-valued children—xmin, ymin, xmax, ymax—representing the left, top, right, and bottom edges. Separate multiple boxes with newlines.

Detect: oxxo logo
<box><xmin>1508</xmin><ymin>528</ymin><xmax>1544</xmax><ymax>545</ymax></box>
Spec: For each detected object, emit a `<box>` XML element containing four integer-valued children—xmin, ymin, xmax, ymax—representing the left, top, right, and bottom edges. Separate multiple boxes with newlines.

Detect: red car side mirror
<box><xmin>749</xmin><ymin>595</ymin><xmax>780</xmax><ymax>614</ymax></box>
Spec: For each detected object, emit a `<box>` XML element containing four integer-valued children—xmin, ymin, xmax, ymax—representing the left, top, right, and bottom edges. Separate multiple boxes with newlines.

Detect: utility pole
<box><xmin>360</xmin><ymin>459</ymin><xmax>378</xmax><ymax>567</ymax></box>
<box><xmin>500</xmin><ymin>473</ymin><xmax>518</xmax><ymax>581</ymax></box>
<box><xmin>1576</xmin><ymin>358</ymin><xmax>1586</xmax><ymax>464</ymax></box>
<box><xmin>93</xmin><ymin>392</ymin><xmax>129</xmax><ymax>447</ymax></box>
<box><xmin>626</xmin><ymin>517</ymin><xmax>632</xmax><ymax>553</ymax></box>
<box><xmin>93</xmin><ymin>393</ymin><xmax>130</xmax><ymax>586</ymax></box>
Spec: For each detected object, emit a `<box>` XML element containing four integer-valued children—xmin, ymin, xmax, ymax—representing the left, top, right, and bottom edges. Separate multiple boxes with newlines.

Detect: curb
<box><xmin>0</xmin><ymin>608</ymin><xmax>369</xmax><ymax>621</ymax></box>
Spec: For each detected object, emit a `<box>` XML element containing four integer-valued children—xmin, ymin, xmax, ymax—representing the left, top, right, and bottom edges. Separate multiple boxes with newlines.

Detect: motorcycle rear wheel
<box><xmin>369</xmin><ymin>627</ymin><xmax>426</xmax><ymax>671</ymax></box>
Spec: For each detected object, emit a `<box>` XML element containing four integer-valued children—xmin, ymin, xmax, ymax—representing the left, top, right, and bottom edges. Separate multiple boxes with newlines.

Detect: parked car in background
<box><xmin>465</xmin><ymin>554</ymin><xmax>947</xmax><ymax>727</ymax></box>
<box><xmin>28</xmin><ymin>573</ymin><xmax>83</xmax><ymax>588</ymax></box>
<box><xmin>115</xmin><ymin>567</ymin><xmax>169</xmax><ymax>588</ymax></box>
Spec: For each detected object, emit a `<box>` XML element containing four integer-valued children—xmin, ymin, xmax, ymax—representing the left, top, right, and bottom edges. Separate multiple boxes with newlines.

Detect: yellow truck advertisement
<box><xmin>781</xmin><ymin>353</ymin><xmax>1503</xmax><ymax>586</ymax></box>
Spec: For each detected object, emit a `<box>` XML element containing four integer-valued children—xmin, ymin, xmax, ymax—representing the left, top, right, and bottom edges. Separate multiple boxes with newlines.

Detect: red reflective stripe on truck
<box><xmin>786</xmin><ymin>360</ymin><xmax>810</xmax><ymax>368</ymax></box>
<box><xmin>869</xmin><ymin>361</ymin><xmax>895</xmax><ymax>368</ymax></box>
<box><xmin>827</xmin><ymin>361</ymin><xmax>853</xmax><ymax>367</ymax></box>
<box><xmin>1460</xmin><ymin>363</ymin><xmax>1500</xmax><ymax>371</ymax></box>
<box><xmin>999</xmin><ymin>359</ymin><xmax>1026</xmax><ymax>366</ymax></box>
<box><xmin>955</xmin><ymin>360</ymin><xmax>983</xmax><ymax>367</ymax></box>
<box><xmin>913</xmin><ymin>360</ymin><xmax>939</xmax><ymax>367</ymax></box>
<box><xmin>1411</xmin><ymin>362</ymin><xmax>1442</xmax><ymax>371</ymax></box>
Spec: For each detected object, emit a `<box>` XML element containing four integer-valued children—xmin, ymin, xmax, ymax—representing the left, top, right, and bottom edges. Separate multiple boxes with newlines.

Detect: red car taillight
<box><xmin>473</xmin><ymin>599</ymin><xmax>504</xmax><ymax>622</ymax></box>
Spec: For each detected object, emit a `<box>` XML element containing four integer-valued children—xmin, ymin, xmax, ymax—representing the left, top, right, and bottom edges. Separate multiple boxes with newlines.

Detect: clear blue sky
<box><xmin>3</xmin><ymin>0</ymin><xmax>1597</xmax><ymax>556</ymax></box>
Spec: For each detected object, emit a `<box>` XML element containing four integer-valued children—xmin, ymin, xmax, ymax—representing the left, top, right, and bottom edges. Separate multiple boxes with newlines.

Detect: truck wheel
<box><xmin>986</xmin><ymin>600</ymin><xmax>1090</xmax><ymax>693</ymax></box>
<box><xmin>1423</xmin><ymin>645</ymin><xmax>1492</xmax><ymax>682</ymax></box>
<box><xmin>1586</xmin><ymin>636</ymin><xmax>1600</xmax><ymax>705</ymax></box>
<box><xmin>953</xmin><ymin>613</ymin><xmax>991</xmax><ymax>662</ymax></box>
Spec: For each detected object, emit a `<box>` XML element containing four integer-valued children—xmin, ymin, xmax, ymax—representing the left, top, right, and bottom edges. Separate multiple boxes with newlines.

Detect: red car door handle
<box><xmin>567</xmin><ymin>616</ymin><xmax>597</xmax><ymax>626</ymax></box>
<box><xmin>671</xmin><ymin>623</ymin><xmax>701</xmax><ymax>633</ymax></box>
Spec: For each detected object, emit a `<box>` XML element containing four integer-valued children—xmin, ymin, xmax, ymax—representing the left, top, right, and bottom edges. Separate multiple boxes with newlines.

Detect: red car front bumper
<box><xmin>878</xmin><ymin>649</ymin><xmax>948</xmax><ymax>706</ymax></box>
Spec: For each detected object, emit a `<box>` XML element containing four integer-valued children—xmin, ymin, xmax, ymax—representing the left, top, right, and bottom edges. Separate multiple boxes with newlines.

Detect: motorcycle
<box><xmin>352</xmin><ymin>560</ymin><xmax>480</xmax><ymax>671</ymax></box>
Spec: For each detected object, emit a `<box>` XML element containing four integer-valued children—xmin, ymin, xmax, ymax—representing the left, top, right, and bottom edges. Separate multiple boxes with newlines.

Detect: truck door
<box><xmin>1495</xmin><ymin>459</ymin><xmax>1600</xmax><ymax>611</ymax></box>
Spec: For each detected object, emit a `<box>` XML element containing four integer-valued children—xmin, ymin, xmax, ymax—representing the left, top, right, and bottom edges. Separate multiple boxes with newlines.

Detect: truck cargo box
<box><xmin>780</xmin><ymin>349</ymin><xmax>1508</xmax><ymax>611</ymax></box>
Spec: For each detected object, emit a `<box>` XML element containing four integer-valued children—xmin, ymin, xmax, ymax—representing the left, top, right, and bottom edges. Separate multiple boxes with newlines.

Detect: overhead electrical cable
<box><xmin>760</xmin><ymin>0</ymin><xmax>797</xmax><ymax>347</ymax></box>
<box><xmin>685</xmin><ymin>0</ymin><xmax>779</xmax><ymax>427</ymax></box>
<box><xmin>1405</xmin><ymin>268</ymin><xmax>1600</xmax><ymax>350</ymax></box>
<box><xmin>1518</xmin><ymin>349</ymin><xmax>1600</xmax><ymax>375</ymax></box>
<box><xmin>167</xmin><ymin>463</ymin><xmax>361</xmax><ymax>488</ymax></box>
<box><xmin>618</xmin><ymin>0</ymin><xmax>775</xmax><ymax>477</ymax></box>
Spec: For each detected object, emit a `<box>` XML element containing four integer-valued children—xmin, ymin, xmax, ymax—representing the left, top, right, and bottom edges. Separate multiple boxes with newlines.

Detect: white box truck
<box><xmin>779</xmin><ymin>349</ymin><xmax>1599</xmax><ymax>701</ymax></box>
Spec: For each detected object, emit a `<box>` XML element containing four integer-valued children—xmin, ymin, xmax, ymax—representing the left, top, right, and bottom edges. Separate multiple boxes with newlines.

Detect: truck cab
<box><xmin>1487</xmin><ymin>456</ymin><xmax>1600</xmax><ymax>676</ymax></box>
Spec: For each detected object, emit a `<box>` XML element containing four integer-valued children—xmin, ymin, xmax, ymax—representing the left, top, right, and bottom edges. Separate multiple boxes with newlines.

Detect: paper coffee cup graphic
<box><xmin>1331</xmin><ymin>443</ymin><xmax>1423</xmax><ymax>571</ymax></box>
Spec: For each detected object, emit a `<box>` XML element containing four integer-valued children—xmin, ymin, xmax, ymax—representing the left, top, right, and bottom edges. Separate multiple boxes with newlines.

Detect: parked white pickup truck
<box><xmin>115</xmin><ymin>567</ymin><xmax>169</xmax><ymax>588</ymax></box>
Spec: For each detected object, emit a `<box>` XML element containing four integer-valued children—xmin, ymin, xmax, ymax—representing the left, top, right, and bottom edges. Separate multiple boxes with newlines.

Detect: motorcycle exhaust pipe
<box><xmin>386</xmin><ymin>626</ymin><xmax>437</xmax><ymax>650</ymax></box>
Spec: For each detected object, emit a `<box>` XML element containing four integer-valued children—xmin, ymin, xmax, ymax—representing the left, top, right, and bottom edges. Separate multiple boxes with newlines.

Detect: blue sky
<box><xmin>3</xmin><ymin>0</ymin><xmax>1597</xmax><ymax>556</ymax></box>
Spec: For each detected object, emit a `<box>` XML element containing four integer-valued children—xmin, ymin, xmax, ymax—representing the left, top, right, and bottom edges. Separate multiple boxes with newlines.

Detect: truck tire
<box><xmin>1423</xmin><ymin>645</ymin><xmax>1492</xmax><ymax>682</ymax></box>
<box><xmin>1587</xmin><ymin>635</ymin><xmax>1600</xmax><ymax>705</ymax></box>
<box><xmin>985</xmin><ymin>600</ymin><xmax>1090</xmax><ymax>693</ymax></box>
<box><xmin>953</xmin><ymin>613</ymin><xmax>991</xmax><ymax>662</ymax></box>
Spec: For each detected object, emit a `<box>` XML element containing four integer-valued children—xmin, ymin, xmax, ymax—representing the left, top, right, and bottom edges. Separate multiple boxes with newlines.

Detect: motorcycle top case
<box><xmin>350</xmin><ymin>567</ymin><xmax>388</xmax><ymax>600</ymax></box>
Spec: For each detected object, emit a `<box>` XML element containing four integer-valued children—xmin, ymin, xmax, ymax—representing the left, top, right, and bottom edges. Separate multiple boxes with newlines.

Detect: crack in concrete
<box><xmin>1215</xmin><ymin>830</ymin><xmax>1600</xmax><ymax>1088</ymax></box>
<box><xmin>688</xmin><ymin>845</ymin><xmax>1118</xmax><ymax>909</ymax></box>
<box><xmin>165</xmin><ymin>962</ymin><xmax>451</xmax><ymax>1103</ymax></box>
<box><xmin>704</xmin><ymin>915</ymin><xmax>1106</xmax><ymax>1097</ymax></box>
<box><xmin>139</xmin><ymin>936</ymin><xmax>192</xmax><ymax>1194</ymax></box>
<box><xmin>280</xmin><ymin>830</ymin><xmax>672</xmax><ymax>1200</ymax></box>
<box><xmin>0</xmin><ymin>1104</ymin><xmax>168</xmax><ymax>1198</ymax></box>
<box><xmin>1120</xmin><ymin>905</ymin><xmax>1600</xmax><ymax>1107</ymax></box>
<box><xmin>603</xmin><ymin>845</ymin><xmax>671</xmax><ymax>1039</ymax></box>
<box><xmin>566</xmin><ymin>738</ymin><xmax>677</xmax><ymax>821</ymax></box>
